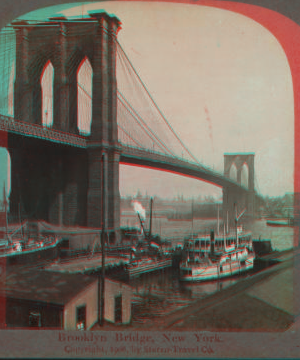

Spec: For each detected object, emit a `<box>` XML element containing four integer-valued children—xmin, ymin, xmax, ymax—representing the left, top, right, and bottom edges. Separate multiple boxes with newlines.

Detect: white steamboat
<box><xmin>179</xmin><ymin>208</ymin><xmax>255</xmax><ymax>282</ymax></box>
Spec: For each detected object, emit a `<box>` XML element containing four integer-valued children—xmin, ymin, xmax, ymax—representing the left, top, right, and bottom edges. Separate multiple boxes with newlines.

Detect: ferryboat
<box><xmin>179</xmin><ymin>208</ymin><xmax>255</xmax><ymax>282</ymax></box>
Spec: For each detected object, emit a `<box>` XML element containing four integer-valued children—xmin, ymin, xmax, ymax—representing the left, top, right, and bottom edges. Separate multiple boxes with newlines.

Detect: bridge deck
<box><xmin>0</xmin><ymin>115</ymin><xmax>256</xmax><ymax>194</ymax></box>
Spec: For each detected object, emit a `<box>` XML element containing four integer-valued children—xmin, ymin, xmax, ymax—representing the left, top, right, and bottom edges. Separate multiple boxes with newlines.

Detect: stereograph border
<box><xmin>0</xmin><ymin>0</ymin><xmax>299</xmax><ymax>358</ymax></box>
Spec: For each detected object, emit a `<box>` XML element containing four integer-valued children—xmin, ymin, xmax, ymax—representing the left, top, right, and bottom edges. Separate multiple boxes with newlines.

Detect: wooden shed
<box><xmin>2</xmin><ymin>269</ymin><xmax>132</xmax><ymax>329</ymax></box>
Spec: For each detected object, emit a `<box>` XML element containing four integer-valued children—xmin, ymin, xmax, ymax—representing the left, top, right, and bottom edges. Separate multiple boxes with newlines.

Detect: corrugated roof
<box><xmin>2</xmin><ymin>269</ymin><xmax>97</xmax><ymax>305</ymax></box>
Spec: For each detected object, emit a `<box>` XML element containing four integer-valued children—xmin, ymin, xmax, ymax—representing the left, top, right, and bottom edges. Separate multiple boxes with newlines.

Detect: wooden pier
<box><xmin>164</xmin><ymin>248</ymin><xmax>296</xmax><ymax>331</ymax></box>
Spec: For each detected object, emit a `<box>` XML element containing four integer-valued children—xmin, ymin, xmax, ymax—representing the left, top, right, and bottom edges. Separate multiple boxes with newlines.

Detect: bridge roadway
<box><xmin>120</xmin><ymin>145</ymin><xmax>248</xmax><ymax>192</ymax></box>
<box><xmin>0</xmin><ymin>114</ymin><xmax>251</xmax><ymax>195</ymax></box>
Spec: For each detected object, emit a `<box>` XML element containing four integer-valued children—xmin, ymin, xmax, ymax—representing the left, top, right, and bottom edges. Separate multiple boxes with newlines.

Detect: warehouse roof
<box><xmin>2</xmin><ymin>269</ymin><xmax>97</xmax><ymax>305</ymax></box>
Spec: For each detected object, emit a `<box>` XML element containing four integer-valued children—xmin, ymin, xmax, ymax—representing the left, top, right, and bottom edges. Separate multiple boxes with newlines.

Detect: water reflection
<box><xmin>129</xmin><ymin>268</ymin><xmax>239</xmax><ymax>325</ymax></box>
<box><xmin>121</xmin><ymin>217</ymin><xmax>294</xmax><ymax>325</ymax></box>
<box><xmin>121</xmin><ymin>217</ymin><xmax>294</xmax><ymax>251</ymax></box>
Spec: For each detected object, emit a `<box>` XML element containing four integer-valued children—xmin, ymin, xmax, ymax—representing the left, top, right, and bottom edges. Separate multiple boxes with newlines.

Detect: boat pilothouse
<box><xmin>179</xmin><ymin>207</ymin><xmax>255</xmax><ymax>282</ymax></box>
<box><xmin>183</xmin><ymin>226</ymin><xmax>252</xmax><ymax>255</ymax></box>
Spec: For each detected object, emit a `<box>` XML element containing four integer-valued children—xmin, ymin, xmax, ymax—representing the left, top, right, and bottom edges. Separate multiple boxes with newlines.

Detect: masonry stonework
<box><xmin>12</xmin><ymin>13</ymin><xmax>121</xmax><ymax>241</ymax></box>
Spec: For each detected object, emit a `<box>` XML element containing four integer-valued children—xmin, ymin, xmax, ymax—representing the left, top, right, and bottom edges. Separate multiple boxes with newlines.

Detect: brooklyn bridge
<box><xmin>0</xmin><ymin>12</ymin><xmax>262</xmax><ymax>242</ymax></box>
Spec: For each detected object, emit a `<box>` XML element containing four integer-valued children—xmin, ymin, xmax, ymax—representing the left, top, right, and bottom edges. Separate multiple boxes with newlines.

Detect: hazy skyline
<box><xmin>0</xmin><ymin>1</ymin><xmax>294</xmax><ymax>200</ymax></box>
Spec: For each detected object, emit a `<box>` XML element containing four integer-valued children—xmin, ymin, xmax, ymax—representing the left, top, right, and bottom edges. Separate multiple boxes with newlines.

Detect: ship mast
<box><xmin>235</xmin><ymin>204</ymin><xmax>247</xmax><ymax>248</ymax></box>
<box><xmin>226</xmin><ymin>211</ymin><xmax>229</xmax><ymax>234</ymax></box>
<box><xmin>192</xmin><ymin>199</ymin><xmax>195</xmax><ymax>252</ymax></box>
<box><xmin>235</xmin><ymin>204</ymin><xmax>238</xmax><ymax>248</ymax></box>
<box><xmin>223</xmin><ymin>222</ymin><xmax>227</xmax><ymax>251</ymax></box>
<box><xmin>217</xmin><ymin>204</ymin><xmax>220</xmax><ymax>236</ymax></box>
<box><xmin>149</xmin><ymin>197</ymin><xmax>153</xmax><ymax>238</ymax></box>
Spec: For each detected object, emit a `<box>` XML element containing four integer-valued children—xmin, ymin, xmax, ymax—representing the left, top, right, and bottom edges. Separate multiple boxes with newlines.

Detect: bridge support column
<box><xmin>87</xmin><ymin>148</ymin><xmax>120</xmax><ymax>242</ymax></box>
<box><xmin>87</xmin><ymin>13</ymin><xmax>121</xmax><ymax>241</ymax></box>
<box><xmin>9</xmin><ymin>146</ymin><xmax>50</xmax><ymax>222</ymax></box>
<box><xmin>223</xmin><ymin>186</ymin><xmax>250</xmax><ymax>228</ymax></box>
<box><xmin>87</xmin><ymin>149</ymin><xmax>107</xmax><ymax>229</ymax></box>
<box><xmin>8</xmin><ymin>147</ymin><xmax>22</xmax><ymax>222</ymax></box>
<box><xmin>223</xmin><ymin>153</ymin><xmax>256</xmax><ymax>223</ymax></box>
<box><xmin>247</xmin><ymin>190</ymin><xmax>255</xmax><ymax>219</ymax></box>
<box><xmin>49</xmin><ymin>159</ymin><xmax>64</xmax><ymax>226</ymax></box>
<box><xmin>63</xmin><ymin>152</ymin><xmax>87</xmax><ymax>226</ymax></box>
<box><xmin>223</xmin><ymin>186</ymin><xmax>235</xmax><ymax>229</ymax></box>
<box><xmin>90</xmin><ymin>15</ymin><xmax>110</xmax><ymax>142</ymax></box>
<box><xmin>54</xmin><ymin>23</ymin><xmax>70</xmax><ymax>132</ymax></box>
<box><xmin>14</xmin><ymin>24</ymin><xmax>33</xmax><ymax>123</ymax></box>
<box><xmin>107</xmin><ymin>151</ymin><xmax>120</xmax><ymax>243</ymax></box>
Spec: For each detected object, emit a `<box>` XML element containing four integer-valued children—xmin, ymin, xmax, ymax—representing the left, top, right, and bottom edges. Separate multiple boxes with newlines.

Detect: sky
<box><xmin>0</xmin><ymin>1</ymin><xmax>294</xmax><ymax>200</ymax></box>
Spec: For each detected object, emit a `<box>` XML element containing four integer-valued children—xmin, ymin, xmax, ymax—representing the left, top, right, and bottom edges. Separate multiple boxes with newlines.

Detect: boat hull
<box><xmin>266</xmin><ymin>220</ymin><xmax>293</xmax><ymax>227</ymax></box>
<box><xmin>5</xmin><ymin>246</ymin><xmax>59</xmax><ymax>267</ymax></box>
<box><xmin>252</xmin><ymin>240</ymin><xmax>272</xmax><ymax>256</ymax></box>
<box><xmin>0</xmin><ymin>238</ymin><xmax>61</xmax><ymax>267</ymax></box>
<box><xmin>179</xmin><ymin>255</ymin><xmax>255</xmax><ymax>282</ymax></box>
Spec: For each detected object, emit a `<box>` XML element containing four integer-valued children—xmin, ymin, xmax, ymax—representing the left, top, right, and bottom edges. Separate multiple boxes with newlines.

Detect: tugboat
<box><xmin>125</xmin><ymin>198</ymin><xmax>172</xmax><ymax>278</ymax></box>
<box><xmin>179</xmin><ymin>207</ymin><xmax>255</xmax><ymax>282</ymax></box>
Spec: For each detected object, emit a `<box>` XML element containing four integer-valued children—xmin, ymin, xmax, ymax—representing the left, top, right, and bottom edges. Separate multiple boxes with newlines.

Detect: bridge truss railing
<box><xmin>0</xmin><ymin>114</ymin><xmax>87</xmax><ymax>148</ymax></box>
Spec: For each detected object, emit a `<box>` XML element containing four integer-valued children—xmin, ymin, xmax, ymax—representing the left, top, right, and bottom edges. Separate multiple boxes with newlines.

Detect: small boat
<box><xmin>0</xmin><ymin>234</ymin><xmax>61</xmax><ymax>260</ymax></box>
<box><xmin>125</xmin><ymin>255</ymin><xmax>172</xmax><ymax>278</ymax></box>
<box><xmin>0</xmin><ymin>218</ymin><xmax>62</xmax><ymax>266</ymax></box>
<box><xmin>0</xmin><ymin>186</ymin><xmax>61</xmax><ymax>266</ymax></box>
<box><xmin>179</xmin><ymin>207</ymin><xmax>255</xmax><ymax>282</ymax></box>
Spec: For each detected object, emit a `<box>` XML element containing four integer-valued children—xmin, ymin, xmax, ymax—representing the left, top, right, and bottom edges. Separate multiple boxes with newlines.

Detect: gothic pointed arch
<box><xmin>241</xmin><ymin>163</ymin><xmax>249</xmax><ymax>188</ymax></box>
<box><xmin>77</xmin><ymin>56</ymin><xmax>93</xmax><ymax>135</ymax></box>
<box><xmin>8</xmin><ymin>62</ymin><xmax>15</xmax><ymax>116</ymax></box>
<box><xmin>41</xmin><ymin>60</ymin><xmax>54</xmax><ymax>128</ymax></box>
<box><xmin>229</xmin><ymin>163</ymin><xmax>238</xmax><ymax>182</ymax></box>
<box><xmin>0</xmin><ymin>147</ymin><xmax>11</xmax><ymax>202</ymax></box>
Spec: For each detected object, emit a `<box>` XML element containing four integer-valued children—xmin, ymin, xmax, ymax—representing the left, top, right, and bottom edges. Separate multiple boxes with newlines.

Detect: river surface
<box><xmin>120</xmin><ymin>216</ymin><xmax>295</xmax><ymax>326</ymax></box>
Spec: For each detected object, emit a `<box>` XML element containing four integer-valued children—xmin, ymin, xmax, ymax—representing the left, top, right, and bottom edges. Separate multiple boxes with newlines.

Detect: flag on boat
<box><xmin>150</xmin><ymin>242</ymin><xmax>160</xmax><ymax>249</ymax></box>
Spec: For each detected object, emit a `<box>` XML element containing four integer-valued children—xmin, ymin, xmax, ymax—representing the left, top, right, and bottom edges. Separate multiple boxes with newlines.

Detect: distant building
<box><xmin>1</xmin><ymin>269</ymin><xmax>132</xmax><ymax>329</ymax></box>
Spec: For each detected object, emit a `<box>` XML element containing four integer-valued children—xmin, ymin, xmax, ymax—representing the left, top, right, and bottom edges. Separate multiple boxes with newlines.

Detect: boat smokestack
<box><xmin>137</xmin><ymin>213</ymin><xmax>146</xmax><ymax>235</ymax></box>
<box><xmin>210</xmin><ymin>230</ymin><xmax>215</xmax><ymax>256</ymax></box>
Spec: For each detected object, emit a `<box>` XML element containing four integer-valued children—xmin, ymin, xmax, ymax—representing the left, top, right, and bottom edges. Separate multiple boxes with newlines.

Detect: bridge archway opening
<box><xmin>0</xmin><ymin>147</ymin><xmax>11</xmax><ymax>203</ymax></box>
<box><xmin>8</xmin><ymin>62</ymin><xmax>15</xmax><ymax>117</ymax></box>
<box><xmin>241</xmin><ymin>163</ymin><xmax>249</xmax><ymax>188</ymax></box>
<box><xmin>77</xmin><ymin>56</ymin><xmax>93</xmax><ymax>135</ymax></box>
<box><xmin>229</xmin><ymin>163</ymin><xmax>237</xmax><ymax>182</ymax></box>
<box><xmin>41</xmin><ymin>60</ymin><xmax>54</xmax><ymax>128</ymax></box>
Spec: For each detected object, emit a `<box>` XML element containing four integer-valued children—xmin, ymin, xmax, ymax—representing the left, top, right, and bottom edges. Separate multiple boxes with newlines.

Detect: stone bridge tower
<box><xmin>10</xmin><ymin>12</ymin><xmax>121</xmax><ymax>242</ymax></box>
<box><xmin>223</xmin><ymin>153</ymin><xmax>255</xmax><ymax>227</ymax></box>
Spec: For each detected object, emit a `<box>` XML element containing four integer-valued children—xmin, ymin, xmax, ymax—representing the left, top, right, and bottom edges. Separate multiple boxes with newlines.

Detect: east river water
<box><xmin>120</xmin><ymin>215</ymin><xmax>295</xmax><ymax>326</ymax></box>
